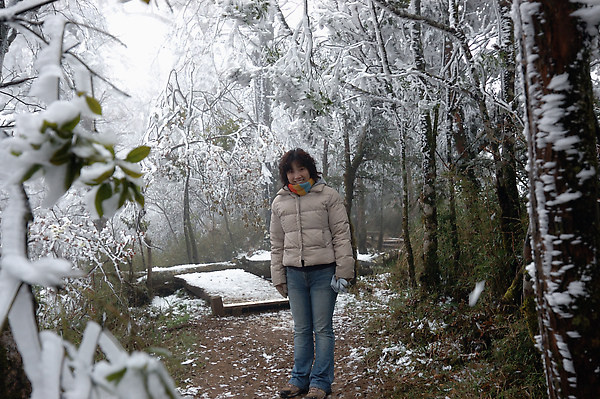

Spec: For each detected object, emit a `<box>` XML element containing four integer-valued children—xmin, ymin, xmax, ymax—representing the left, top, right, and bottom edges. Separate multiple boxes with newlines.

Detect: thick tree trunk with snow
<box><xmin>515</xmin><ymin>1</ymin><xmax>600</xmax><ymax>397</ymax></box>
<box><xmin>410</xmin><ymin>0</ymin><xmax>439</xmax><ymax>291</ymax></box>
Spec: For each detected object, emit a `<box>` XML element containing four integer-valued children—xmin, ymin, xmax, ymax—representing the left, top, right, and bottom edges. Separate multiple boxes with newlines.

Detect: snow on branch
<box><xmin>0</xmin><ymin>2</ymin><xmax>181</xmax><ymax>398</ymax></box>
<box><xmin>0</xmin><ymin>0</ymin><xmax>58</xmax><ymax>22</ymax></box>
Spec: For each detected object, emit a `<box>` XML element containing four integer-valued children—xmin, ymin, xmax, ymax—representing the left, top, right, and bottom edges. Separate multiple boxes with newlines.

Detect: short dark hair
<box><xmin>278</xmin><ymin>148</ymin><xmax>320</xmax><ymax>185</ymax></box>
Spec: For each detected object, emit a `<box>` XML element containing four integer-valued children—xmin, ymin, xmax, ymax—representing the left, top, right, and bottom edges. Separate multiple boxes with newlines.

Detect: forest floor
<box><xmin>149</xmin><ymin>273</ymin><xmax>546</xmax><ymax>399</ymax></box>
<box><xmin>176</xmin><ymin>306</ymin><xmax>374</xmax><ymax>398</ymax></box>
<box><xmin>156</xmin><ymin>287</ymin><xmax>381</xmax><ymax>399</ymax></box>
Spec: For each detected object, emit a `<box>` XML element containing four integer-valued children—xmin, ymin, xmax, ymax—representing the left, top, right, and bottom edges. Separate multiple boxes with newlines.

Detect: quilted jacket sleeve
<box><xmin>326</xmin><ymin>187</ymin><xmax>355</xmax><ymax>280</ymax></box>
<box><xmin>269</xmin><ymin>198</ymin><xmax>287</xmax><ymax>286</ymax></box>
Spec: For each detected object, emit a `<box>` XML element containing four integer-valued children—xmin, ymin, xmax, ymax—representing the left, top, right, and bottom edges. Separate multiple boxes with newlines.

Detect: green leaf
<box><xmin>132</xmin><ymin>185</ymin><xmax>145</xmax><ymax>207</ymax></box>
<box><xmin>85</xmin><ymin>96</ymin><xmax>102</xmax><ymax>115</ymax></box>
<box><xmin>21</xmin><ymin>164</ymin><xmax>42</xmax><ymax>182</ymax></box>
<box><xmin>91</xmin><ymin>166</ymin><xmax>116</xmax><ymax>185</ymax></box>
<box><xmin>41</xmin><ymin>120</ymin><xmax>58</xmax><ymax>133</ymax></box>
<box><xmin>117</xmin><ymin>179</ymin><xmax>129</xmax><ymax>209</ymax></box>
<box><xmin>119</xmin><ymin>163</ymin><xmax>144</xmax><ymax>179</ymax></box>
<box><xmin>60</xmin><ymin>114</ymin><xmax>81</xmax><ymax>132</ymax></box>
<box><xmin>95</xmin><ymin>183</ymin><xmax>112</xmax><ymax>218</ymax></box>
<box><xmin>106</xmin><ymin>367</ymin><xmax>127</xmax><ymax>383</ymax></box>
<box><xmin>50</xmin><ymin>141</ymin><xmax>72</xmax><ymax>165</ymax></box>
<box><xmin>125</xmin><ymin>146</ymin><xmax>150</xmax><ymax>163</ymax></box>
<box><xmin>55</xmin><ymin>128</ymin><xmax>74</xmax><ymax>140</ymax></box>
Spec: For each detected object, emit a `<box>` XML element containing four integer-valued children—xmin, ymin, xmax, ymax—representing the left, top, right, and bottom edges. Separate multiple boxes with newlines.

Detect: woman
<box><xmin>270</xmin><ymin>148</ymin><xmax>354</xmax><ymax>399</ymax></box>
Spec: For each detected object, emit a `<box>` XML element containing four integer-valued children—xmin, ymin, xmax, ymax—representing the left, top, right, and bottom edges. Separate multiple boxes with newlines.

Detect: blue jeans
<box><xmin>286</xmin><ymin>265</ymin><xmax>337</xmax><ymax>393</ymax></box>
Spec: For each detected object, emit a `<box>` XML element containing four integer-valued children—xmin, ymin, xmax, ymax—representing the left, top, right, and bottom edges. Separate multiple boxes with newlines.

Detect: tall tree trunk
<box><xmin>400</xmin><ymin>121</ymin><xmax>416</xmax><ymax>287</ymax></box>
<box><xmin>146</xmin><ymin>236</ymin><xmax>153</xmax><ymax>298</ymax></box>
<box><xmin>442</xmin><ymin>28</ymin><xmax>461</xmax><ymax>287</ymax></box>
<box><xmin>515</xmin><ymin>1</ymin><xmax>600</xmax><ymax>397</ymax></box>
<box><xmin>183</xmin><ymin>171</ymin><xmax>199</xmax><ymax>264</ymax></box>
<box><xmin>322</xmin><ymin>139</ymin><xmax>329</xmax><ymax>179</ymax></box>
<box><xmin>222</xmin><ymin>203</ymin><xmax>236</xmax><ymax>250</ymax></box>
<box><xmin>410</xmin><ymin>0</ymin><xmax>439</xmax><ymax>290</ymax></box>
<box><xmin>495</xmin><ymin>0</ymin><xmax>525</xmax><ymax>299</ymax></box>
<box><xmin>356</xmin><ymin>178</ymin><xmax>368</xmax><ymax>254</ymax></box>
<box><xmin>446</xmin><ymin>107</ymin><xmax>461</xmax><ymax>282</ymax></box>
<box><xmin>420</xmin><ymin>108</ymin><xmax>440</xmax><ymax>290</ymax></box>
<box><xmin>343</xmin><ymin>114</ymin><xmax>369</xmax><ymax>276</ymax></box>
<box><xmin>377</xmin><ymin>171</ymin><xmax>385</xmax><ymax>252</ymax></box>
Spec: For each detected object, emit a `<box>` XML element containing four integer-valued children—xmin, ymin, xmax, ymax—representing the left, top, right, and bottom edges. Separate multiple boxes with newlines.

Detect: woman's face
<box><xmin>287</xmin><ymin>160</ymin><xmax>311</xmax><ymax>185</ymax></box>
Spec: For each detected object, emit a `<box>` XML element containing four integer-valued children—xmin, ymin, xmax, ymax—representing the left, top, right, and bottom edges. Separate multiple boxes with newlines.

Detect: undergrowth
<box><xmin>355</xmin><ymin>271</ymin><xmax>546</xmax><ymax>399</ymax></box>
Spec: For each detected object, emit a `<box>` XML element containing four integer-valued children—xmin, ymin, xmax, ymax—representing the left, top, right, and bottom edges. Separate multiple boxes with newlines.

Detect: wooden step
<box><xmin>210</xmin><ymin>296</ymin><xmax>289</xmax><ymax>316</ymax></box>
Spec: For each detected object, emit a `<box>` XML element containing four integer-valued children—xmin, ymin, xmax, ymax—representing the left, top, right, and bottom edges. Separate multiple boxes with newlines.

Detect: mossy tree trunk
<box><xmin>420</xmin><ymin>108</ymin><xmax>440</xmax><ymax>290</ymax></box>
<box><xmin>410</xmin><ymin>0</ymin><xmax>439</xmax><ymax>291</ymax></box>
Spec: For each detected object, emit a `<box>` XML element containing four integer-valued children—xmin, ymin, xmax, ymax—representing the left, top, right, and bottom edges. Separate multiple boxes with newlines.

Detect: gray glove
<box><xmin>330</xmin><ymin>275</ymin><xmax>348</xmax><ymax>293</ymax></box>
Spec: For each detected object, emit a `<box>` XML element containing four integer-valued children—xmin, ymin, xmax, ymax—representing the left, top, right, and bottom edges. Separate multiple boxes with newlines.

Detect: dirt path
<box><xmin>176</xmin><ymin>294</ymin><xmax>380</xmax><ymax>399</ymax></box>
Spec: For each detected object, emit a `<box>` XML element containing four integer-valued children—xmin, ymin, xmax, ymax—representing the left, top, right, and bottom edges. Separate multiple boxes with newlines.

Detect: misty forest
<box><xmin>0</xmin><ymin>0</ymin><xmax>599</xmax><ymax>398</ymax></box>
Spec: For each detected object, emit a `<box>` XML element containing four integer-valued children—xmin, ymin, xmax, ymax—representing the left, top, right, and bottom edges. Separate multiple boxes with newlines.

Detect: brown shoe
<box><xmin>306</xmin><ymin>387</ymin><xmax>327</xmax><ymax>399</ymax></box>
<box><xmin>279</xmin><ymin>384</ymin><xmax>307</xmax><ymax>398</ymax></box>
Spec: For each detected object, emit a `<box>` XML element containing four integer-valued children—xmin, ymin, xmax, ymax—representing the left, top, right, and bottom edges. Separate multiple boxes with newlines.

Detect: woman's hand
<box><xmin>275</xmin><ymin>283</ymin><xmax>288</xmax><ymax>298</ymax></box>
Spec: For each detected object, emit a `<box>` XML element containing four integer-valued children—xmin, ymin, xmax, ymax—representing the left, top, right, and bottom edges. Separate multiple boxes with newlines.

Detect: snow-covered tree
<box><xmin>0</xmin><ymin>1</ymin><xmax>180</xmax><ymax>398</ymax></box>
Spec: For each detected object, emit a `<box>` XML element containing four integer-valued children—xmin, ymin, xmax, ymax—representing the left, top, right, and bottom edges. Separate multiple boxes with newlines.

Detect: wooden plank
<box><xmin>223</xmin><ymin>298</ymin><xmax>289</xmax><ymax>309</ymax></box>
<box><xmin>210</xmin><ymin>296</ymin><xmax>225</xmax><ymax>317</ymax></box>
<box><xmin>220</xmin><ymin>298</ymin><xmax>289</xmax><ymax>316</ymax></box>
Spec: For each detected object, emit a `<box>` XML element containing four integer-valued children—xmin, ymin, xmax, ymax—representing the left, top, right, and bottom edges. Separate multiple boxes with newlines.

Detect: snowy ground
<box><xmin>147</xmin><ymin>256</ymin><xmax>491</xmax><ymax>398</ymax></box>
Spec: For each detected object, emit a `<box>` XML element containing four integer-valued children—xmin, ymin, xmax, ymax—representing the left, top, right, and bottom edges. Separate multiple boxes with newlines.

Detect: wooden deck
<box><xmin>177</xmin><ymin>275</ymin><xmax>289</xmax><ymax>316</ymax></box>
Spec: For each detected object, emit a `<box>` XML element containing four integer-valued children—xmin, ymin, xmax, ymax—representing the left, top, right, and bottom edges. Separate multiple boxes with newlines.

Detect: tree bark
<box><xmin>515</xmin><ymin>1</ymin><xmax>600</xmax><ymax>397</ymax></box>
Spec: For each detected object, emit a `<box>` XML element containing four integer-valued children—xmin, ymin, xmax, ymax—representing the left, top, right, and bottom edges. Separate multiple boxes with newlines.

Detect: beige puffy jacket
<box><xmin>270</xmin><ymin>180</ymin><xmax>355</xmax><ymax>287</ymax></box>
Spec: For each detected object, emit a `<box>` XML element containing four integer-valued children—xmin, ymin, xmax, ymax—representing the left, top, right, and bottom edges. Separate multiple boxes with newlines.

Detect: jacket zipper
<box><xmin>295</xmin><ymin>194</ymin><xmax>304</xmax><ymax>266</ymax></box>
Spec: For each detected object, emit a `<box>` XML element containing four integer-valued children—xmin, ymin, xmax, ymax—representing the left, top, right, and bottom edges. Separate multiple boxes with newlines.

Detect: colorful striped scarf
<box><xmin>288</xmin><ymin>178</ymin><xmax>315</xmax><ymax>196</ymax></box>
